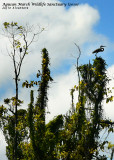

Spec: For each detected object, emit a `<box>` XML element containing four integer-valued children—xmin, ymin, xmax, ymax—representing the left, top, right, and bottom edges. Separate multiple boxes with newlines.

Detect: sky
<box><xmin>0</xmin><ymin>0</ymin><xmax>114</xmax><ymax>159</ymax></box>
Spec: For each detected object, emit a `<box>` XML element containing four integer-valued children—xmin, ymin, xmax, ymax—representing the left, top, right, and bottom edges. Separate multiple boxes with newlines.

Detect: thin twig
<box><xmin>74</xmin><ymin>43</ymin><xmax>81</xmax><ymax>98</ymax></box>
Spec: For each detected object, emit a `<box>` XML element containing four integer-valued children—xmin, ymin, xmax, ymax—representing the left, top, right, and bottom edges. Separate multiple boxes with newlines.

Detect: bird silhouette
<box><xmin>19</xmin><ymin>48</ymin><xmax>22</xmax><ymax>53</ymax></box>
<box><xmin>92</xmin><ymin>45</ymin><xmax>106</xmax><ymax>56</ymax></box>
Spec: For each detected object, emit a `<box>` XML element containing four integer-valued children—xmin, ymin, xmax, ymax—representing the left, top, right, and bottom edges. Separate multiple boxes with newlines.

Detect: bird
<box><xmin>19</xmin><ymin>48</ymin><xmax>22</xmax><ymax>53</ymax></box>
<box><xmin>92</xmin><ymin>45</ymin><xmax>106</xmax><ymax>56</ymax></box>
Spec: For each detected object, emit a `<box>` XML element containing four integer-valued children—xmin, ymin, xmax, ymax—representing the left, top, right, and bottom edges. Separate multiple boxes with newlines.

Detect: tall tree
<box><xmin>0</xmin><ymin>22</ymin><xmax>43</xmax><ymax>160</ymax></box>
<box><xmin>56</xmin><ymin>54</ymin><xmax>114</xmax><ymax>160</ymax></box>
<box><xmin>29</xmin><ymin>48</ymin><xmax>53</xmax><ymax>160</ymax></box>
<box><xmin>21</xmin><ymin>48</ymin><xmax>59</xmax><ymax>160</ymax></box>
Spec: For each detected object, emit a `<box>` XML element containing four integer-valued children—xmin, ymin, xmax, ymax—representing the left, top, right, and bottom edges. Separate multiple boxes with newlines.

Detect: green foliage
<box><xmin>4</xmin><ymin>22</ymin><xmax>23</xmax><ymax>30</ymax></box>
<box><xmin>19</xmin><ymin>48</ymin><xmax>55</xmax><ymax>160</ymax></box>
<box><xmin>46</xmin><ymin>115</ymin><xmax>63</xmax><ymax>132</ymax></box>
<box><xmin>35</xmin><ymin>48</ymin><xmax>53</xmax><ymax>121</ymax></box>
<box><xmin>0</xmin><ymin>108</ymin><xmax>28</xmax><ymax>160</ymax></box>
<box><xmin>4</xmin><ymin>97</ymin><xmax>23</xmax><ymax>107</ymax></box>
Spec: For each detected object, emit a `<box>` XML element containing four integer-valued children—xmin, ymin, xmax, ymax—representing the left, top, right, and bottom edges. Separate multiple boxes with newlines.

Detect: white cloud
<box><xmin>103</xmin><ymin>65</ymin><xmax>114</xmax><ymax>121</ymax></box>
<box><xmin>0</xmin><ymin>0</ymin><xmax>101</xmax><ymax>85</ymax></box>
<box><xmin>0</xmin><ymin>131</ymin><xmax>7</xmax><ymax>160</ymax></box>
<box><xmin>47</xmin><ymin>67</ymin><xmax>78</xmax><ymax>122</ymax></box>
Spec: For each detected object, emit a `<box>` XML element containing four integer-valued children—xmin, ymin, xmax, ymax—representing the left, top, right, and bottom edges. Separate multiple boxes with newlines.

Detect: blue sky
<box><xmin>0</xmin><ymin>0</ymin><xmax>114</xmax><ymax>159</ymax></box>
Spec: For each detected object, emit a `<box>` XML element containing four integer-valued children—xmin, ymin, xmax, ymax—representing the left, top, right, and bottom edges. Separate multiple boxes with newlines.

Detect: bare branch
<box><xmin>74</xmin><ymin>43</ymin><xmax>81</xmax><ymax>98</ymax></box>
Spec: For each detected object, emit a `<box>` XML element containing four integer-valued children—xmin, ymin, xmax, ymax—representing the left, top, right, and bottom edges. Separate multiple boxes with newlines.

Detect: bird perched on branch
<box><xmin>19</xmin><ymin>47</ymin><xmax>22</xmax><ymax>53</ymax></box>
<box><xmin>92</xmin><ymin>45</ymin><xmax>106</xmax><ymax>56</ymax></box>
